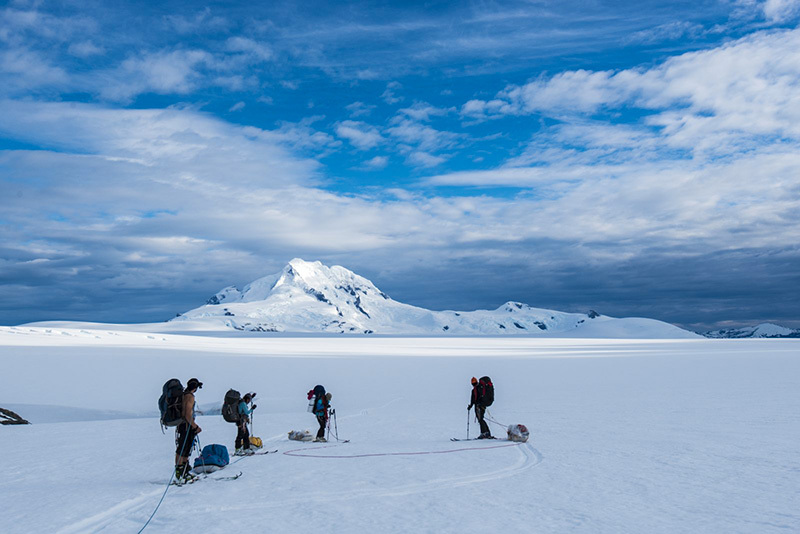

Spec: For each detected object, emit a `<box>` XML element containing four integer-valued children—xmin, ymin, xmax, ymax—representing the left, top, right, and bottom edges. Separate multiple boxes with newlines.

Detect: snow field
<box><xmin>1</xmin><ymin>332</ymin><xmax>799</xmax><ymax>533</ymax></box>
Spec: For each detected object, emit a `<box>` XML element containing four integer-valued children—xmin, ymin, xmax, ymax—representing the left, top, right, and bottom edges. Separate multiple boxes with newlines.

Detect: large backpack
<box><xmin>193</xmin><ymin>443</ymin><xmax>230</xmax><ymax>473</ymax></box>
<box><xmin>158</xmin><ymin>378</ymin><xmax>184</xmax><ymax>428</ymax></box>
<box><xmin>307</xmin><ymin>385</ymin><xmax>326</xmax><ymax>413</ymax></box>
<box><xmin>478</xmin><ymin>376</ymin><xmax>494</xmax><ymax>407</ymax></box>
<box><xmin>222</xmin><ymin>389</ymin><xmax>242</xmax><ymax>423</ymax></box>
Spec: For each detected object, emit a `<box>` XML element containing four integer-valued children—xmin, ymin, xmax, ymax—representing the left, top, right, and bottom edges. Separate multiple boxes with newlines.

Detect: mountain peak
<box><xmin>183</xmin><ymin>259</ymin><xmax>696</xmax><ymax>337</ymax></box>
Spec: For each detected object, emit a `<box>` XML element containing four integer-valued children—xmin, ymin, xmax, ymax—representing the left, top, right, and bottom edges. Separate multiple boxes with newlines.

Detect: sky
<box><xmin>1</xmin><ymin>0</ymin><xmax>800</xmax><ymax>331</ymax></box>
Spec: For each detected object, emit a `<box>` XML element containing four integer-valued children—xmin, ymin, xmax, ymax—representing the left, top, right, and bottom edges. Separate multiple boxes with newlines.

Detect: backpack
<box><xmin>478</xmin><ymin>376</ymin><xmax>494</xmax><ymax>407</ymax></box>
<box><xmin>193</xmin><ymin>443</ymin><xmax>230</xmax><ymax>473</ymax></box>
<box><xmin>158</xmin><ymin>378</ymin><xmax>184</xmax><ymax>428</ymax></box>
<box><xmin>222</xmin><ymin>389</ymin><xmax>242</xmax><ymax>423</ymax></box>
<box><xmin>307</xmin><ymin>385</ymin><xmax>325</xmax><ymax>410</ymax></box>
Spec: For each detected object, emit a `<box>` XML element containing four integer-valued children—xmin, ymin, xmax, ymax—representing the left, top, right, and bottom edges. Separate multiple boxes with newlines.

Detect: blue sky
<box><xmin>1</xmin><ymin>0</ymin><xmax>800</xmax><ymax>330</ymax></box>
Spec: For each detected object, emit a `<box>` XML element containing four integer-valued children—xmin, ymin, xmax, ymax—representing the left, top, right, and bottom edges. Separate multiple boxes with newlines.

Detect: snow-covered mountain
<box><xmin>702</xmin><ymin>323</ymin><xmax>800</xmax><ymax>338</ymax></box>
<box><xmin>172</xmin><ymin>258</ymin><xmax>697</xmax><ymax>337</ymax></box>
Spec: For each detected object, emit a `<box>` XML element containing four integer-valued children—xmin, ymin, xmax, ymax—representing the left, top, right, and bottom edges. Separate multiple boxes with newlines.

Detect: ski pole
<box><xmin>325</xmin><ymin>408</ymin><xmax>331</xmax><ymax>441</ymax></box>
<box><xmin>467</xmin><ymin>406</ymin><xmax>470</xmax><ymax>439</ymax></box>
<box><xmin>333</xmin><ymin>409</ymin><xmax>339</xmax><ymax>440</ymax></box>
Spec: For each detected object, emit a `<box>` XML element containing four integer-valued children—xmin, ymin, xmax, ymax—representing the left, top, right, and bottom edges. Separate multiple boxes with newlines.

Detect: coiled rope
<box><xmin>283</xmin><ymin>442</ymin><xmax>520</xmax><ymax>458</ymax></box>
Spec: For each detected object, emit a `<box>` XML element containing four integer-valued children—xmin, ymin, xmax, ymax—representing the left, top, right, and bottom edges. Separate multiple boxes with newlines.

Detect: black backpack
<box><xmin>158</xmin><ymin>378</ymin><xmax>184</xmax><ymax>428</ymax></box>
<box><xmin>307</xmin><ymin>385</ymin><xmax>326</xmax><ymax>412</ymax></box>
<box><xmin>479</xmin><ymin>376</ymin><xmax>494</xmax><ymax>407</ymax></box>
<box><xmin>222</xmin><ymin>389</ymin><xmax>242</xmax><ymax>423</ymax></box>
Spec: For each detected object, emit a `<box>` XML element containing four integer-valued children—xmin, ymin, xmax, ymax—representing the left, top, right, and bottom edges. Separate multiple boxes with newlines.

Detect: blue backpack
<box><xmin>193</xmin><ymin>444</ymin><xmax>230</xmax><ymax>473</ymax></box>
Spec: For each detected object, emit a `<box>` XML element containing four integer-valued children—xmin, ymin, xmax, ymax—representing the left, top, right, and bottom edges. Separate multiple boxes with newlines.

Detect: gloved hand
<box><xmin>467</xmin><ymin>405</ymin><xmax>472</xmax><ymax>411</ymax></box>
<box><xmin>251</xmin><ymin>404</ymin><xmax>257</xmax><ymax>410</ymax></box>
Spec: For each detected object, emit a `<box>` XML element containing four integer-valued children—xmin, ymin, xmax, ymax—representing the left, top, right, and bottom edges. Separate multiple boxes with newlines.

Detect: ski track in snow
<box><xmin>55</xmin><ymin>490</ymin><xmax>165</xmax><ymax>534</ymax></box>
<box><xmin>219</xmin><ymin>442</ymin><xmax>542</xmax><ymax>511</ymax></box>
<box><xmin>53</xmin><ymin>441</ymin><xmax>542</xmax><ymax>532</ymax></box>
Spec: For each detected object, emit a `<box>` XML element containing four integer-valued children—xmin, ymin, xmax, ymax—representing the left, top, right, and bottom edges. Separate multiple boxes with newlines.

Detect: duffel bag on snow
<box><xmin>193</xmin><ymin>444</ymin><xmax>230</xmax><ymax>473</ymax></box>
<box><xmin>507</xmin><ymin>424</ymin><xmax>529</xmax><ymax>443</ymax></box>
<box><xmin>249</xmin><ymin>436</ymin><xmax>263</xmax><ymax>448</ymax></box>
<box><xmin>288</xmin><ymin>429</ymin><xmax>313</xmax><ymax>441</ymax></box>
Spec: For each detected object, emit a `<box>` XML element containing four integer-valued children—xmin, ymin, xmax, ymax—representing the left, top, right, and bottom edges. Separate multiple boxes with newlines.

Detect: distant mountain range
<box><xmin>701</xmin><ymin>324</ymin><xmax>800</xmax><ymax>338</ymax></box>
<box><xmin>171</xmin><ymin>258</ymin><xmax>699</xmax><ymax>338</ymax></box>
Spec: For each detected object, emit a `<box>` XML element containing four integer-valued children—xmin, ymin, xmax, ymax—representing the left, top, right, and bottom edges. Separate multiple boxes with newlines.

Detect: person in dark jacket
<box><xmin>235</xmin><ymin>393</ymin><xmax>255</xmax><ymax>455</ymax></box>
<box><xmin>175</xmin><ymin>378</ymin><xmax>202</xmax><ymax>482</ymax></box>
<box><xmin>310</xmin><ymin>389</ymin><xmax>331</xmax><ymax>442</ymax></box>
<box><xmin>468</xmin><ymin>376</ymin><xmax>492</xmax><ymax>439</ymax></box>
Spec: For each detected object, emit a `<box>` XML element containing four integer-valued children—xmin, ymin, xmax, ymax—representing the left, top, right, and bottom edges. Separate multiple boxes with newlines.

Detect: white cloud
<box><xmin>382</xmin><ymin>81</ymin><xmax>403</xmax><ymax>105</ymax></box>
<box><xmin>67</xmin><ymin>41</ymin><xmax>104</xmax><ymax>57</ymax></box>
<box><xmin>407</xmin><ymin>151</ymin><xmax>447</xmax><ymax>168</ymax></box>
<box><xmin>361</xmin><ymin>155</ymin><xmax>389</xmax><ymax>169</ymax></box>
<box><xmin>224</xmin><ymin>37</ymin><xmax>273</xmax><ymax>62</ymax></box>
<box><xmin>164</xmin><ymin>8</ymin><xmax>229</xmax><ymax>34</ymax></box>
<box><xmin>625</xmin><ymin>21</ymin><xmax>705</xmax><ymax>44</ymax></box>
<box><xmin>346</xmin><ymin>101</ymin><xmax>375</xmax><ymax>117</ymax></box>
<box><xmin>460</xmin><ymin>28</ymin><xmax>800</xmax><ymax>157</ymax></box>
<box><xmin>335</xmin><ymin>120</ymin><xmax>384</xmax><ymax>150</ymax></box>
<box><xmin>763</xmin><ymin>0</ymin><xmax>800</xmax><ymax>22</ymax></box>
<box><xmin>386</xmin><ymin>118</ymin><xmax>460</xmax><ymax>152</ymax></box>
<box><xmin>229</xmin><ymin>101</ymin><xmax>245</xmax><ymax>112</ymax></box>
<box><xmin>270</xmin><ymin>117</ymin><xmax>340</xmax><ymax>153</ymax></box>
<box><xmin>98</xmin><ymin>49</ymin><xmax>212</xmax><ymax>101</ymax></box>
<box><xmin>397</xmin><ymin>102</ymin><xmax>452</xmax><ymax>122</ymax></box>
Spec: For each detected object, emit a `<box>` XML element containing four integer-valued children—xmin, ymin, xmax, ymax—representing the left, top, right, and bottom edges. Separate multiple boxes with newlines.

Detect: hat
<box><xmin>187</xmin><ymin>378</ymin><xmax>203</xmax><ymax>390</ymax></box>
<box><xmin>471</xmin><ymin>377</ymin><xmax>478</xmax><ymax>385</ymax></box>
<box><xmin>325</xmin><ymin>392</ymin><xmax>332</xmax><ymax>402</ymax></box>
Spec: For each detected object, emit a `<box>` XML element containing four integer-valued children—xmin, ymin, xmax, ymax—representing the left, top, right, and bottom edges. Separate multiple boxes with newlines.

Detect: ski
<box><xmin>451</xmin><ymin>437</ymin><xmax>498</xmax><ymax>442</ymax></box>
<box><xmin>171</xmin><ymin>471</ymin><xmax>243</xmax><ymax>485</ymax></box>
<box><xmin>206</xmin><ymin>471</ymin><xmax>243</xmax><ymax>481</ymax></box>
<box><xmin>233</xmin><ymin>448</ymin><xmax>278</xmax><ymax>456</ymax></box>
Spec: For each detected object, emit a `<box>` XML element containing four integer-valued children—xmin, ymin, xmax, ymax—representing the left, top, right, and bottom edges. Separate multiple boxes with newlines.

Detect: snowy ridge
<box><xmin>702</xmin><ymin>323</ymin><xmax>800</xmax><ymax>338</ymax></box>
<box><xmin>173</xmin><ymin>259</ymin><xmax>697</xmax><ymax>338</ymax></box>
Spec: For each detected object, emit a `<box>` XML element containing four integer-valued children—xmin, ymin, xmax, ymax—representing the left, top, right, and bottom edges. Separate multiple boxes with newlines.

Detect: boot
<box><xmin>174</xmin><ymin>464</ymin><xmax>184</xmax><ymax>482</ymax></box>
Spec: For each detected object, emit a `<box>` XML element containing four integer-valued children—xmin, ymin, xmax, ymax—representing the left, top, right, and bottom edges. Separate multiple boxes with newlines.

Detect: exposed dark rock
<box><xmin>0</xmin><ymin>408</ymin><xmax>29</xmax><ymax>425</ymax></box>
<box><xmin>443</xmin><ymin>325</ymin><xmax>449</xmax><ymax>331</ymax></box>
<box><xmin>498</xmin><ymin>324</ymin><xmax>506</xmax><ymax>329</ymax></box>
<box><xmin>533</xmin><ymin>321</ymin><xmax>547</xmax><ymax>330</ymax></box>
<box><xmin>513</xmin><ymin>322</ymin><xmax>526</xmax><ymax>329</ymax></box>
<box><xmin>305</xmin><ymin>288</ymin><xmax>330</xmax><ymax>304</ymax></box>
<box><xmin>588</xmin><ymin>310</ymin><xmax>600</xmax><ymax>319</ymax></box>
<box><xmin>354</xmin><ymin>296</ymin><xmax>371</xmax><ymax>318</ymax></box>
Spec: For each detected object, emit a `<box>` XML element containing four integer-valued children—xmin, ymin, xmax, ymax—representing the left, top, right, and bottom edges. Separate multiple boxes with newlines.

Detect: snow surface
<box><xmin>1</xmin><ymin>327</ymin><xmax>798</xmax><ymax>533</ymax></box>
<box><xmin>164</xmin><ymin>258</ymin><xmax>700</xmax><ymax>337</ymax></box>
